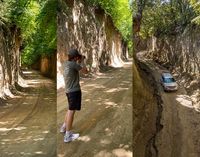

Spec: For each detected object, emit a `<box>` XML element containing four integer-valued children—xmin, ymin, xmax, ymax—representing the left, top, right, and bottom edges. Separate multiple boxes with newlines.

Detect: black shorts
<box><xmin>66</xmin><ymin>91</ymin><xmax>82</xmax><ymax>110</ymax></box>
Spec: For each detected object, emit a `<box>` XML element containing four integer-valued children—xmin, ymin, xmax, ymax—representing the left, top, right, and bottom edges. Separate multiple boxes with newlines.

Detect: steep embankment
<box><xmin>137</xmin><ymin>52</ymin><xmax>200</xmax><ymax>157</ymax></box>
<box><xmin>136</xmin><ymin>26</ymin><xmax>200</xmax><ymax>157</ymax></box>
<box><xmin>32</xmin><ymin>53</ymin><xmax>57</xmax><ymax>79</ymax></box>
<box><xmin>57</xmin><ymin>0</ymin><xmax>128</xmax><ymax>88</ymax></box>
<box><xmin>0</xmin><ymin>23</ymin><xmax>20</xmax><ymax>99</ymax></box>
<box><xmin>146</xmin><ymin>27</ymin><xmax>200</xmax><ymax>109</ymax></box>
<box><xmin>57</xmin><ymin>0</ymin><xmax>132</xmax><ymax>156</ymax></box>
<box><xmin>133</xmin><ymin>57</ymin><xmax>162</xmax><ymax>157</ymax></box>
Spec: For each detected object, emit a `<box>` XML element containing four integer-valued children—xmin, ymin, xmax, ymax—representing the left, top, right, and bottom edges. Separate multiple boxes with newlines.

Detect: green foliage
<box><xmin>189</xmin><ymin>0</ymin><xmax>200</xmax><ymax>24</ymax></box>
<box><xmin>12</xmin><ymin>1</ymin><xmax>39</xmax><ymax>41</ymax></box>
<box><xmin>141</xmin><ymin>3</ymin><xmax>179</xmax><ymax>37</ymax></box>
<box><xmin>136</xmin><ymin>0</ymin><xmax>196</xmax><ymax>38</ymax></box>
<box><xmin>0</xmin><ymin>0</ymin><xmax>56</xmax><ymax>65</ymax></box>
<box><xmin>86</xmin><ymin>0</ymin><xmax>132</xmax><ymax>48</ymax></box>
<box><xmin>21</xmin><ymin>0</ymin><xmax>57</xmax><ymax>65</ymax></box>
<box><xmin>0</xmin><ymin>0</ymin><xmax>13</xmax><ymax>23</ymax></box>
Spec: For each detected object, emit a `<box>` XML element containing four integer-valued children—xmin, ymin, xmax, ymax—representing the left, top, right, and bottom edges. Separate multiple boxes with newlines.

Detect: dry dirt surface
<box><xmin>138</xmin><ymin>53</ymin><xmax>200</xmax><ymax>157</ymax></box>
<box><xmin>0</xmin><ymin>70</ymin><xmax>56</xmax><ymax>157</ymax></box>
<box><xmin>57</xmin><ymin>61</ymin><xmax>132</xmax><ymax>157</ymax></box>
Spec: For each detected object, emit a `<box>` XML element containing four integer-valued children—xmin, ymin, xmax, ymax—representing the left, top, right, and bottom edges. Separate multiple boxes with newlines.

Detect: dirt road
<box><xmin>0</xmin><ymin>70</ymin><xmax>56</xmax><ymax>157</ymax></box>
<box><xmin>138</xmin><ymin>53</ymin><xmax>200</xmax><ymax>157</ymax></box>
<box><xmin>57</xmin><ymin>61</ymin><xmax>132</xmax><ymax>157</ymax></box>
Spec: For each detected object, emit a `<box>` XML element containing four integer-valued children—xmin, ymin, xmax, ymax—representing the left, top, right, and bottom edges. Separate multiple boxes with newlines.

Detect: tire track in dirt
<box><xmin>0</xmin><ymin>70</ymin><xmax>56</xmax><ymax>157</ymax></box>
<box><xmin>137</xmin><ymin>52</ymin><xmax>200</xmax><ymax>157</ymax></box>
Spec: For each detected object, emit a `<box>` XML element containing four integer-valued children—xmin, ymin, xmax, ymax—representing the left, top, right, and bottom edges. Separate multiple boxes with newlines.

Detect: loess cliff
<box><xmin>57</xmin><ymin>0</ymin><xmax>129</xmax><ymax>89</ymax></box>
<box><xmin>0</xmin><ymin>23</ymin><xmax>21</xmax><ymax>99</ymax></box>
<box><xmin>146</xmin><ymin>26</ymin><xmax>200</xmax><ymax>108</ymax></box>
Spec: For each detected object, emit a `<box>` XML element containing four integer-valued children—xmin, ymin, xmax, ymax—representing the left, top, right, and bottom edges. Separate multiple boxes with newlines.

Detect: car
<box><xmin>160</xmin><ymin>72</ymin><xmax>178</xmax><ymax>92</ymax></box>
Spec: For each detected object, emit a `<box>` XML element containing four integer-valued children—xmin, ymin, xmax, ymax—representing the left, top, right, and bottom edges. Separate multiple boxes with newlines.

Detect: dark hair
<box><xmin>67</xmin><ymin>49</ymin><xmax>81</xmax><ymax>61</ymax></box>
<box><xmin>68</xmin><ymin>54</ymin><xmax>75</xmax><ymax>61</ymax></box>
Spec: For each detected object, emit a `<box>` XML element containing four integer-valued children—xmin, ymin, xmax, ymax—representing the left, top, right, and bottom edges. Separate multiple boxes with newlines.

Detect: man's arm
<box><xmin>77</xmin><ymin>55</ymin><xmax>89</xmax><ymax>74</ymax></box>
<box><xmin>80</xmin><ymin>66</ymin><xmax>88</xmax><ymax>74</ymax></box>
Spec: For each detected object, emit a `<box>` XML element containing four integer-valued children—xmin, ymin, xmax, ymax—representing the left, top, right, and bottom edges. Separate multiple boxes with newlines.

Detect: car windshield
<box><xmin>163</xmin><ymin>77</ymin><xmax>175</xmax><ymax>83</ymax></box>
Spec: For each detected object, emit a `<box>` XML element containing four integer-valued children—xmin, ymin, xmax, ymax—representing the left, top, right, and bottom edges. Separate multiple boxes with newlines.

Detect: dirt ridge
<box><xmin>136</xmin><ymin>59</ymin><xmax>164</xmax><ymax>157</ymax></box>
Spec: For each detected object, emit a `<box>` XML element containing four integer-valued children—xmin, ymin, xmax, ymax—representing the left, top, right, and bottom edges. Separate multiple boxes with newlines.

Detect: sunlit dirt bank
<box><xmin>57</xmin><ymin>0</ymin><xmax>131</xmax><ymax>156</ymax></box>
<box><xmin>141</xmin><ymin>26</ymin><xmax>200</xmax><ymax>156</ymax></box>
<box><xmin>0</xmin><ymin>23</ymin><xmax>21</xmax><ymax>99</ymax></box>
<box><xmin>0</xmin><ymin>70</ymin><xmax>56</xmax><ymax>157</ymax></box>
<box><xmin>57</xmin><ymin>0</ymin><xmax>132</xmax><ymax>157</ymax></box>
<box><xmin>134</xmin><ymin>52</ymin><xmax>200</xmax><ymax>157</ymax></box>
<box><xmin>145</xmin><ymin>27</ymin><xmax>200</xmax><ymax>111</ymax></box>
<box><xmin>57</xmin><ymin>61</ymin><xmax>132</xmax><ymax>157</ymax></box>
<box><xmin>133</xmin><ymin>58</ymin><xmax>160</xmax><ymax>157</ymax></box>
<box><xmin>57</xmin><ymin>0</ymin><xmax>128</xmax><ymax>77</ymax></box>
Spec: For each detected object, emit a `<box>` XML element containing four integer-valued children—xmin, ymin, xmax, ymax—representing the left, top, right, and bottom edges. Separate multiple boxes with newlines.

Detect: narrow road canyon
<box><xmin>57</xmin><ymin>61</ymin><xmax>132</xmax><ymax>157</ymax></box>
<box><xmin>137</xmin><ymin>53</ymin><xmax>200</xmax><ymax>157</ymax></box>
<box><xmin>0</xmin><ymin>70</ymin><xmax>56</xmax><ymax>157</ymax></box>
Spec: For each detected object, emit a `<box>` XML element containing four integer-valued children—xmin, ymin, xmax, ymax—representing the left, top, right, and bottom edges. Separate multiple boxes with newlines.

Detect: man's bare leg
<box><xmin>61</xmin><ymin>110</ymin><xmax>75</xmax><ymax>132</ymax></box>
<box><xmin>64</xmin><ymin>110</ymin><xmax>79</xmax><ymax>142</ymax></box>
<box><xmin>65</xmin><ymin>110</ymin><xmax>75</xmax><ymax>131</ymax></box>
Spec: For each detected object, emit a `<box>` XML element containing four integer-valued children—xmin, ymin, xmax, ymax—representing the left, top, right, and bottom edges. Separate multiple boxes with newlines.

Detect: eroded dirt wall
<box><xmin>40</xmin><ymin>53</ymin><xmax>56</xmax><ymax>79</ymax></box>
<box><xmin>133</xmin><ymin>58</ymin><xmax>161</xmax><ymax>157</ymax></box>
<box><xmin>147</xmin><ymin>28</ymin><xmax>200</xmax><ymax>76</ymax></box>
<box><xmin>146</xmin><ymin>26</ymin><xmax>200</xmax><ymax>105</ymax></box>
<box><xmin>57</xmin><ymin>0</ymin><xmax>128</xmax><ymax>74</ymax></box>
<box><xmin>147</xmin><ymin>27</ymin><xmax>200</xmax><ymax>84</ymax></box>
<box><xmin>0</xmin><ymin>23</ymin><xmax>20</xmax><ymax>98</ymax></box>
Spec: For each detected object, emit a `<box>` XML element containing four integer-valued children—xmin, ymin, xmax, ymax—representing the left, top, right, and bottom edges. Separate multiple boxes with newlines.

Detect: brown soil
<box><xmin>57</xmin><ymin>61</ymin><xmax>132</xmax><ymax>157</ymax></box>
<box><xmin>137</xmin><ymin>52</ymin><xmax>200</xmax><ymax>157</ymax></box>
<box><xmin>0</xmin><ymin>70</ymin><xmax>56</xmax><ymax>157</ymax></box>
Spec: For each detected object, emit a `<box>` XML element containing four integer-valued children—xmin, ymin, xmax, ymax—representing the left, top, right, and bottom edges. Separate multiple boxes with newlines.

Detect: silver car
<box><xmin>161</xmin><ymin>72</ymin><xmax>178</xmax><ymax>92</ymax></box>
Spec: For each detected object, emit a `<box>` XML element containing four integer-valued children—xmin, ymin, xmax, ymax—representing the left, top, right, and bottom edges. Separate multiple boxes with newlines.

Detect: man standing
<box><xmin>60</xmin><ymin>49</ymin><xmax>87</xmax><ymax>143</ymax></box>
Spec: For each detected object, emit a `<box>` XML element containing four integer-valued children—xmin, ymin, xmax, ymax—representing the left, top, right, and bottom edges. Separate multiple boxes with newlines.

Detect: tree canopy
<box><xmin>0</xmin><ymin>0</ymin><xmax>56</xmax><ymax>65</ymax></box>
<box><xmin>87</xmin><ymin>0</ymin><xmax>132</xmax><ymax>48</ymax></box>
<box><xmin>189</xmin><ymin>0</ymin><xmax>200</xmax><ymax>24</ymax></box>
<box><xmin>132</xmin><ymin>0</ymin><xmax>200</xmax><ymax>38</ymax></box>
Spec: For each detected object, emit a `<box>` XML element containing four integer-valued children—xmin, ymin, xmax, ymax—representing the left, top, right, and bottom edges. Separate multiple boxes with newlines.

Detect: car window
<box><xmin>163</xmin><ymin>77</ymin><xmax>175</xmax><ymax>83</ymax></box>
